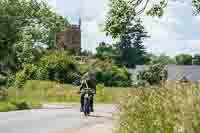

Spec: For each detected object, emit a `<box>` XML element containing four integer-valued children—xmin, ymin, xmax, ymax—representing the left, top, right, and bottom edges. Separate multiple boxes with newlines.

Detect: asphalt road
<box><xmin>0</xmin><ymin>104</ymin><xmax>116</xmax><ymax>133</ymax></box>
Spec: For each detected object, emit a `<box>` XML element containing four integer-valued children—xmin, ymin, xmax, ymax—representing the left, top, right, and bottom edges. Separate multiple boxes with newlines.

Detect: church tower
<box><xmin>56</xmin><ymin>17</ymin><xmax>81</xmax><ymax>55</ymax></box>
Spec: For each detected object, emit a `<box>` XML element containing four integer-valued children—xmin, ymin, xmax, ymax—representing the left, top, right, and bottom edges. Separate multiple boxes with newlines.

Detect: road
<box><xmin>0</xmin><ymin>104</ymin><xmax>117</xmax><ymax>133</ymax></box>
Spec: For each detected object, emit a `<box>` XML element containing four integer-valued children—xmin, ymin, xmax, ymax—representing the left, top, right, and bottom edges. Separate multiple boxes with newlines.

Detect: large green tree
<box><xmin>115</xmin><ymin>19</ymin><xmax>149</xmax><ymax>67</ymax></box>
<box><xmin>0</xmin><ymin>0</ymin><xmax>67</xmax><ymax>71</ymax></box>
<box><xmin>104</xmin><ymin>0</ymin><xmax>149</xmax><ymax>68</ymax></box>
<box><xmin>175</xmin><ymin>54</ymin><xmax>193</xmax><ymax>65</ymax></box>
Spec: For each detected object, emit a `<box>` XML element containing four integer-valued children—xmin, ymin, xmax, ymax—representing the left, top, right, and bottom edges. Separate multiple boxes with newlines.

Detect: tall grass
<box><xmin>116</xmin><ymin>84</ymin><xmax>200</xmax><ymax>133</ymax></box>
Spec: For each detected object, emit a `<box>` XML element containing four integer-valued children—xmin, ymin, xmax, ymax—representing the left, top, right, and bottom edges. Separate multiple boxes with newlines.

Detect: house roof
<box><xmin>130</xmin><ymin>65</ymin><xmax>200</xmax><ymax>81</ymax></box>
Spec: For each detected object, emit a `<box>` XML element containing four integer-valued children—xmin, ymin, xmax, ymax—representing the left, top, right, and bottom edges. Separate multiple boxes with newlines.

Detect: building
<box><xmin>130</xmin><ymin>65</ymin><xmax>200</xmax><ymax>82</ymax></box>
<box><xmin>56</xmin><ymin>18</ymin><xmax>81</xmax><ymax>54</ymax></box>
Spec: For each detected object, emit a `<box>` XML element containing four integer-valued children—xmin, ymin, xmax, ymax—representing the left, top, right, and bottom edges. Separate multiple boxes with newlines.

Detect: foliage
<box><xmin>37</xmin><ymin>51</ymin><xmax>80</xmax><ymax>83</ymax></box>
<box><xmin>0</xmin><ymin>0</ymin><xmax>66</xmax><ymax>71</ymax></box>
<box><xmin>104</xmin><ymin>0</ymin><xmax>200</xmax><ymax>18</ymax></box>
<box><xmin>193</xmin><ymin>54</ymin><xmax>200</xmax><ymax>65</ymax></box>
<box><xmin>0</xmin><ymin>74</ymin><xmax>7</xmax><ymax>86</ymax></box>
<box><xmin>10</xmin><ymin>100</ymin><xmax>31</xmax><ymax>110</ymax></box>
<box><xmin>137</xmin><ymin>64</ymin><xmax>167</xmax><ymax>85</ymax></box>
<box><xmin>15</xmin><ymin>44</ymin><xmax>45</xmax><ymax>69</ymax></box>
<box><xmin>116</xmin><ymin>86</ymin><xmax>200</xmax><ymax>133</ymax></box>
<box><xmin>15</xmin><ymin>64</ymin><xmax>38</xmax><ymax>89</ymax></box>
<box><xmin>175</xmin><ymin>54</ymin><xmax>193</xmax><ymax>65</ymax></box>
<box><xmin>0</xmin><ymin>71</ymin><xmax>16</xmax><ymax>88</ymax></box>
<box><xmin>0</xmin><ymin>98</ymin><xmax>41</xmax><ymax>112</ymax></box>
<box><xmin>148</xmin><ymin>53</ymin><xmax>175</xmax><ymax>65</ymax></box>
<box><xmin>193</xmin><ymin>0</ymin><xmax>200</xmax><ymax>14</ymax></box>
<box><xmin>96</xmin><ymin>42</ymin><xmax>118</xmax><ymax>61</ymax></box>
<box><xmin>78</xmin><ymin>64</ymin><xmax>90</xmax><ymax>76</ymax></box>
<box><xmin>104</xmin><ymin>0</ymin><xmax>149</xmax><ymax>67</ymax></box>
<box><xmin>80</xmin><ymin>50</ymin><xmax>93</xmax><ymax>56</ymax></box>
<box><xmin>0</xmin><ymin>102</ymin><xmax>17</xmax><ymax>112</ymax></box>
<box><xmin>94</xmin><ymin>60</ymin><xmax>132</xmax><ymax>87</ymax></box>
<box><xmin>104</xmin><ymin>0</ymin><xmax>136</xmax><ymax>38</ymax></box>
<box><xmin>0</xmin><ymin>88</ymin><xmax>8</xmax><ymax>100</ymax></box>
<box><xmin>116</xmin><ymin>19</ymin><xmax>149</xmax><ymax>67</ymax></box>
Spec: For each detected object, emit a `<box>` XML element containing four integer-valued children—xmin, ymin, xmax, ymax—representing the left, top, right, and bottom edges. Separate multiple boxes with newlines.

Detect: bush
<box><xmin>37</xmin><ymin>51</ymin><xmax>80</xmax><ymax>83</ymax></box>
<box><xmin>0</xmin><ymin>100</ymin><xmax>31</xmax><ymax>112</ymax></box>
<box><xmin>137</xmin><ymin>63</ymin><xmax>167</xmax><ymax>85</ymax></box>
<box><xmin>12</xmin><ymin>100</ymin><xmax>31</xmax><ymax>110</ymax></box>
<box><xmin>15</xmin><ymin>64</ymin><xmax>38</xmax><ymax>89</ymax></box>
<box><xmin>95</xmin><ymin>60</ymin><xmax>132</xmax><ymax>87</ymax></box>
<box><xmin>116</xmin><ymin>86</ymin><xmax>200</xmax><ymax>133</ymax></box>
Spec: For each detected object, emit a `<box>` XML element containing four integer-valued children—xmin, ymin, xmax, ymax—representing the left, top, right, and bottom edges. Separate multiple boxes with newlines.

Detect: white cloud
<box><xmin>142</xmin><ymin>0</ymin><xmax>200</xmax><ymax>56</ymax></box>
<box><xmin>48</xmin><ymin>0</ymin><xmax>200</xmax><ymax>56</ymax></box>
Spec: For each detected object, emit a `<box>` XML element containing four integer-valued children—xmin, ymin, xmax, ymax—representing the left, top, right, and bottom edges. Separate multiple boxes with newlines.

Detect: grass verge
<box><xmin>1</xmin><ymin>80</ymin><xmax>124</xmax><ymax>112</ymax></box>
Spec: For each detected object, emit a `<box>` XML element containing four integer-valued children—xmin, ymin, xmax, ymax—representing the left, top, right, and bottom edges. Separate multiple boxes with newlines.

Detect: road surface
<box><xmin>0</xmin><ymin>104</ymin><xmax>117</xmax><ymax>133</ymax></box>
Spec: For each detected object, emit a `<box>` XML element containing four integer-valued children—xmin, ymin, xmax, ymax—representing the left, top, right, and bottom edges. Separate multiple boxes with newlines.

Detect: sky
<box><xmin>48</xmin><ymin>0</ymin><xmax>200</xmax><ymax>56</ymax></box>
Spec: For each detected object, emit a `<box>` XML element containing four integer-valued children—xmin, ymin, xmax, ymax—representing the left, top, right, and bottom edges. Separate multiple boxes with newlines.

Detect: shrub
<box><xmin>36</xmin><ymin>51</ymin><xmax>80</xmax><ymax>83</ymax></box>
<box><xmin>15</xmin><ymin>64</ymin><xmax>37</xmax><ymax>89</ymax></box>
<box><xmin>137</xmin><ymin>63</ymin><xmax>167</xmax><ymax>85</ymax></box>
<box><xmin>95</xmin><ymin>60</ymin><xmax>132</xmax><ymax>87</ymax></box>
<box><xmin>14</xmin><ymin>100</ymin><xmax>31</xmax><ymax>110</ymax></box>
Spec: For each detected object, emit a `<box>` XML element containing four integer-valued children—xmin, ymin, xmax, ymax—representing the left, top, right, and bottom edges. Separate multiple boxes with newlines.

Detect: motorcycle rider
<box><xmin>80</xmin><ymin>70</ymin><xmax>96</xmax><ymax>113</ymax></box>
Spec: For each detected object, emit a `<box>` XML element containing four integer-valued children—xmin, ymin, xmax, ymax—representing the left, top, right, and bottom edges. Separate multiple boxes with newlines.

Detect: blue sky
<box><xmin>48</xmin><ymin>0</ymin><xmax>200</xmax><ymax>56</ymax></box>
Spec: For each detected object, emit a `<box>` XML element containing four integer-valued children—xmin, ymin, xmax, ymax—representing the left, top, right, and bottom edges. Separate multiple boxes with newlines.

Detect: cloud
<box><xmin>48</xmin><ymin>0</ymin><xmax>200</xmax><ymax>56</ymax></box>
<box><xmin>48</xmin><ymin>0</ymin><xmax>81</xmax><ymax>23</ymax></box>
<box><xmin>142</xmin><ymin>0</ymin><xmax>200</xmax><ymax>56</ymax></box>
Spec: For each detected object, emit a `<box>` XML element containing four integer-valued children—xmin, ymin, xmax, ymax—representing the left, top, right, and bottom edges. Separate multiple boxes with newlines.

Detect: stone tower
<box><xmin>56</xmin><ymin>18</ymin><xmax>81</xmax><ymax>54</ymax></box>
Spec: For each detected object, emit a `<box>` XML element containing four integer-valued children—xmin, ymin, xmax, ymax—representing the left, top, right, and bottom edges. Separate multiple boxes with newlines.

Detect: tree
<box><xmin>107</xmin><ymin>0</ymin><xmax>200</xmax><ymax>17</ymax></box>
<box><xmin>80</xmin><ymin>50</ymin><xmax>93</xmax><ymax>57</ymax></box>
<box><xmin>116</xmin><ymin>19</ymin><xmax>149</xmax><ymax>67</ymax></box>
<box><xmin>149</xmin><ymin>53</ymin><xmax>175</xmax><ymax>65</ymax></box>
<box><xmin>0</xmin><ymin>0</ymin><xmax>67</xmax><ymax>71</ymax></box>
<box><xmin>96</xmin><ymin>42</ymin><xmax>117</xmax><ymax>60</ymax></box>
<box><xmin>193</xmin><ymin>54</ymin><xmax>200</xmax><ymax>65</ymax></box>
<box><xmin>104</xmin><ymin>0</ymin><xmax>149</xmax><ymax>68</ymax></box>
<box><xmin>175</xmin><ymin>54</ymin><xmax>193</xmax><ymax>65</ymax></box>
<box><xmin>104</xmin><ymin>0</ymin><xmax>136</xmax><ymax>39</ymax></box>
